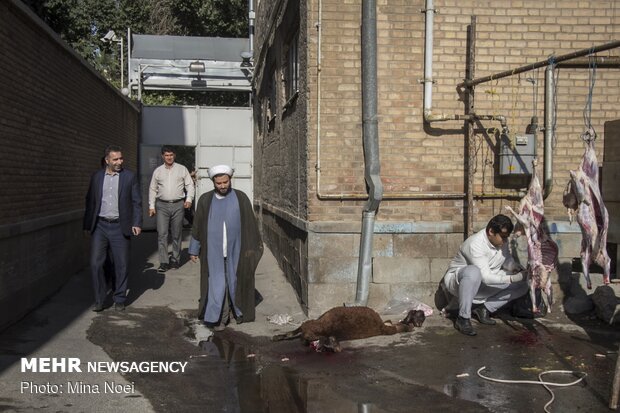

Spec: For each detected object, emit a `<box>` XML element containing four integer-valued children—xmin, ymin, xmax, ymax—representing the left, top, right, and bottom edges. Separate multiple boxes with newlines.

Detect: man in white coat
<box><xmin>439</xmin><ymin>214</ymin><xmax>528</xmax><ymax>336</ymax></box>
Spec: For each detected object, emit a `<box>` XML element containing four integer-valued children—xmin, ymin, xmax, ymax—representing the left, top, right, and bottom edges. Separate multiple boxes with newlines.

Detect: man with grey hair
<box><xmin>189</xmin><ymin>165</ymin><xmax>263</xmax><ymax>331</ymax></box>
<box><xmin>148</xmin><ymin>146</ymin><xmax>194</xmax><ymax>272</ymax></box>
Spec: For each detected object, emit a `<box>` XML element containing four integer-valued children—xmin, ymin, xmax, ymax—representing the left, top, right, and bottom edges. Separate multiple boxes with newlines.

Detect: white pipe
<box><xmin>248</xmin><ymin>0</ymin><xmax>255</xmax><ymax>55</ymax></box>
<box><xmin>423</xmin><ymin>0</ymin><xmax>435</xmax><ymax>117</ymax></box>
<box><xmin>315</xmin><ymin>0</ymin><xmax>323</xmax><ymax>194</ymax></box>
<box><xmin>127</xmin><ymin>27</ymin><xmax>132</xmax><ymax>97</ymax></box>
<box><xmin>120</xmin><ymin>37</ymin><xmax>124</xmax><ymax>89</ymax></box>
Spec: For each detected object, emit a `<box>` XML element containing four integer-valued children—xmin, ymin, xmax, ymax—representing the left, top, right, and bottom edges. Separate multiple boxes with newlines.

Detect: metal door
<box><xmin>140</xmin><ymin>105</ymin><xmax>253</xmax><ymax>230</ymax></box>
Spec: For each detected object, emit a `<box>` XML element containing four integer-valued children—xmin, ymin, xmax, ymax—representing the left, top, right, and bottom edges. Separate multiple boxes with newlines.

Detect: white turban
<box><xmin>208</xmin><ymin>164</ymin><xmax>233</xmax><ymax>179</ymax></box>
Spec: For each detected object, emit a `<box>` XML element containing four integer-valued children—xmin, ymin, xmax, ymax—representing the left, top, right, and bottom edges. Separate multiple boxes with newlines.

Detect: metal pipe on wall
<box><xmin>459</xmin><ymin>40</ymin><xmax>620</xmax><ymax>89</ymax></box>
<box><xmin>465</xmin><ymin>17</ymin><xmax>476</xmax><ymax>237</ymax></box>
<box><xmin>543</xmin><ymin>63</ymin><xmax>555</xmax><ymax>200</ymax></box>
<box><xmin>353</xmin><ymin>0</ymin><xmax>383</xmax><ymax>306</ymax></box>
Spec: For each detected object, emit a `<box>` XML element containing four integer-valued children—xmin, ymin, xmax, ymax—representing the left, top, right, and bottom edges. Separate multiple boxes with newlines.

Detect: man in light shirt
<box><xmin>439</xmin><ymin>214</ymin><xmax>528</xmax><ymax>336</ymax></box>
<box><xmin>148</xmin><ymin>146</ymin><xmax>195</xmax><ymax>272</ymax></box>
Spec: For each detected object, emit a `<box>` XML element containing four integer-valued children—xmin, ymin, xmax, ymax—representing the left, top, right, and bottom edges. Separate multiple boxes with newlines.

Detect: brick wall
<box><xmin>306</xmin><ymin>0</ymin><xmax>620</xmax><ymax>224</ymax></box>
<box><xmin>0</xmin><ymin>0</ymin><xmax>140</xmax><ymax>330</ymax></box>
<box><xmin>255</xmin><ymin>0</ymin><xmax>620</xmax><ymax>315</ymax></box>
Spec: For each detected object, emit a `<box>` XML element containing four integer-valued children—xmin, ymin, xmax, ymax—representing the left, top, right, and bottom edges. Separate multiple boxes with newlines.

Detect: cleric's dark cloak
<box><xmin>191</xmin><ymin>189</ymin><xmax>263</xmax><ymax>322</ymax></box>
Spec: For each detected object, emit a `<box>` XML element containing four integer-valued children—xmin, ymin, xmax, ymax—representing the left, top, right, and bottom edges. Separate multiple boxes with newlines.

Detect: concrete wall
<box><xmin>254</xmin><ymin>0</ymin><xmax>620</xmax><ymax>316</ymax></box>
<box><xmin>0</xmin><ymin>0</ymin><xmax>140</xmax><ymax>330</ymax></box>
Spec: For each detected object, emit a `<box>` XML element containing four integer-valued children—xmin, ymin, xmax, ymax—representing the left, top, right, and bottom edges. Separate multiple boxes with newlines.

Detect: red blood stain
<box><xmin>508</xmin><ymin>330</ymin><xmax>540</xmax><ymax>345</ymax></box>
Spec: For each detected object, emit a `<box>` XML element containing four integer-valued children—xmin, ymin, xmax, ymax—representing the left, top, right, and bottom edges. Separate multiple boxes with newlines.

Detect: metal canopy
<box><xmin>128</xmin><ymin>34</ymin><xmax>253</xmax><ymax>95</ymax></box>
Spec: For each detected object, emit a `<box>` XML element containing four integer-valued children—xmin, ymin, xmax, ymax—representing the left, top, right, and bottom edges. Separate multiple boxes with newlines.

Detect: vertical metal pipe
<box><xmin>248</xmin><ymin>0</ymin><xmax>255</xmax><ymax>55</ymax></box>
<box><xmin>355</xmin><ymin>211</ymin><xmax>375</xmax><ymax>305</ymax></box>
<box><xmin>127</xmin><ymin>27</ymin><xmax>132</xmax><ymax>97</ymax></box>
<box><xmin>465</xmin><ymin>17</ymin><xmax>476</xmax><ymax>237</ymax></box>
<box><xmin>354</xmin><ymin>0</ymin><xmax>383</xmax><ymax>306</ymax></box>
<box><xmin>120</xmin><ymin>37</ymin><xmax>124</xmax><ymax>89</ymax></box>
<box><xmin>543</xmin><ymin>64</ymin><xmax>555</xmax><ymax>199</ymax></box>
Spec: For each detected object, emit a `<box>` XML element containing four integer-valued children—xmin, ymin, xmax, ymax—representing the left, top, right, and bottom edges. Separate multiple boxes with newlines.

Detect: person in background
<box><xmin>83</xmin><ymin>145</ymin><xmax>142</xmax><ymax>312</ymax></box>
<box><xmin>189</xmin><ymin>165</ymin><xmax>263</xmax><ymax>332</ymax></box>
<box><xmin>438</xmin><ymin>214</ymin><xmax>528</xmax><ymax>336</ymax></box>
<box><xmin>148</xmin><ymin>146</ymin><xmax>194</xmax><ymax>272</ymax></box>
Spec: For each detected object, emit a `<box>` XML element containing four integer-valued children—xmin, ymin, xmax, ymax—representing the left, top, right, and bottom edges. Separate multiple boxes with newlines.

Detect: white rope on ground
<box><xmin>477</xmin><ymin>366</ymin><xmax>587</xmax><ymax>413</ymax></box>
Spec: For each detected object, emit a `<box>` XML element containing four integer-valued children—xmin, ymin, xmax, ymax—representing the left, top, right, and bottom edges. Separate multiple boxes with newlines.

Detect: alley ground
<box><xmin>1</xmin><ymin>231</ymin><xmax>619</xmax><ymax>412</ymax></box>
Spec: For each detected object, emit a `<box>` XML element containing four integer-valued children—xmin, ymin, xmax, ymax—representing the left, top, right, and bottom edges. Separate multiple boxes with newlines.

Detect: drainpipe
<box><xmin>543</xmin><ymin>63</ymin><xmax>555</xmax><ymax>199</ymax></box>
<box><xmin>248</xmin><ymin>0</ymin><xmax>255</xmax><ymax>55</ymax></box>
<box><xmin>352</xmin><ymin>0</ymin><xmax>383</xmax><ymax>306</ymax></box>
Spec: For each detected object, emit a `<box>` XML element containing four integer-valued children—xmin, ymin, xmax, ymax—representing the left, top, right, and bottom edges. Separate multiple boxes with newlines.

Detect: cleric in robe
<box><xmin>188</xmin><ymin>165</ymin><xmax>263</xmax><ymax>329</ymax></box>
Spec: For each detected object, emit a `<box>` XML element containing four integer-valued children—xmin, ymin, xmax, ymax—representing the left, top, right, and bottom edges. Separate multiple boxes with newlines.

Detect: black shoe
<box><xmin>169</xmin><ymin>259</ymin><xmax>179</xmax><ymax>270</ymax></box>
<box><xmin>92</xmin><ymin>303</ymin><xmax>104</xmax><ymax>312</ymax></box>
<box><xmin>157</xmin><ymin>263</ymin><xmax>169</xmax><ymax>273</ymax></box>
<box><xmin>114</xmin><ymin>302</ymin><xmax>125</xmax><ymax>311</ymax></box>
<box><xmin>472</xmin><ymin>306</ymin><xmax>496</xmax><ymax>325</ymax></box>
<box><xmin>454</xmin><ymin>316</ymin><xmax>477</xmax><ymax>336</ymax></box>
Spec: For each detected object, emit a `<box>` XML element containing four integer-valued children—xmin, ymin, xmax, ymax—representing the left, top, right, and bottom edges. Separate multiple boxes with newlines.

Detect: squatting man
<box><xmin>438</xmin><ymin>214</ymin><xmax>528</xmax><ymax>336</ymax></box>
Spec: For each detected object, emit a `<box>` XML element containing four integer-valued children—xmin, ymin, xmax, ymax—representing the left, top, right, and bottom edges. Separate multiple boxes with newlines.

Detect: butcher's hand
<box><xmin>190</xmin><ymin>255</ymin><xmax>199</xmax><ymax>263</ymax></box>
<box><xmin>510</xmin><ymin>272</ymin><xmax>524</xmax><ymax>283</ymax></box>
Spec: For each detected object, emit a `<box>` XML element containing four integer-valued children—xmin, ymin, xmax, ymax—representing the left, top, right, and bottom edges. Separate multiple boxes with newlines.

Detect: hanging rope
<box><xmin>477</xmin><ymin>366</ymin><xmax>587</xmax><ymax>413</ymax></box>
<box><xmin>581</xmin><ymin>51</ymin><xmax>597</xmax><ymax>143</ymax></box>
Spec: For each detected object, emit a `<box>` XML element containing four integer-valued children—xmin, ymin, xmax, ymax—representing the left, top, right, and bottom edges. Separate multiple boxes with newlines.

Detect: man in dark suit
<box><xmin>84</xmin><ymin>145</ymin><xmax>142</xmax><ymax>312</ymax></box>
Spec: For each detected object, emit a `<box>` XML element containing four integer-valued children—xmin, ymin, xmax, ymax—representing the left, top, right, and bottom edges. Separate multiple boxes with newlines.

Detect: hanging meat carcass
<box><xmin>562</xmin><ymin>136</ymin><xmax>611</xmax><ymax>289</ymax></box>
<box><xmin>505</xmin><ymin>159</ymin><xmax>559</xmax><ymax>314</ymax></box>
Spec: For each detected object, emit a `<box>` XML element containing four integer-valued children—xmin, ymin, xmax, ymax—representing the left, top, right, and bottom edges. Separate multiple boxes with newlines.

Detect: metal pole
<box><xmin>120</xmin><ymin>37</ymin><xmax>124</xmax><ymax>89</ymax></box>
<box><xmin>459</xmin><ymin>40</ymin><xmax>620</xmax><ymax>88</ymax></box>
<box><xmin>465</xmin><ymin>16</ymin><xmax>476</xmax><ymax>237</ymax></box>
<box><xmin>543</xmin><ymin>64</ymin><xmax>555</xmax><ymax>199</ymax></box>
<box><xmin>127</xmin><ymin>28</ymin><xmax>132</xmax><ymax>97</ymax></box>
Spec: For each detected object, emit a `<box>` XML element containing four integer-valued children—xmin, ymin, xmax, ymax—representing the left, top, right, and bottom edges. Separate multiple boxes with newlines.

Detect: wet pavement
<box><xmin>0</xmin><ymin>231</ymin><xmax>619</xmax><ymax>412</ymax></box>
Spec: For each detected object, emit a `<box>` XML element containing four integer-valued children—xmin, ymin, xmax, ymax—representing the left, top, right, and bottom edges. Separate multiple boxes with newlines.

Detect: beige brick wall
<box><xmin>255</xmin><ymin>0</ymin><xmax>619</xmax><ymax>315</ymax></box>
<box><xmin>306</xmin><ymin>0</ymin><xmax>620</xmax><ymax>224</ymax></box>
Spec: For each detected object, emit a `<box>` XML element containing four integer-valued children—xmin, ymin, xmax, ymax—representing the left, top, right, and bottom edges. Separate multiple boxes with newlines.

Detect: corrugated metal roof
<box><xmin>131</xmin><ymin>35</ymin><xmax>250</xmax><ymax>62</ymax></box>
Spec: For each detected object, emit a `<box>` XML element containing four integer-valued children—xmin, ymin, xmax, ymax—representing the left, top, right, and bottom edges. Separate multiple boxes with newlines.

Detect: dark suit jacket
<box><xmin>83</xmin><ymin>168</ymin><xmax>143</xmax><ymax>237</ymax></box>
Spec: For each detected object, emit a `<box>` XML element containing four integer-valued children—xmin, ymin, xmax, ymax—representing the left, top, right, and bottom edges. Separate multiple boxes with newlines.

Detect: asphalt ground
<box><xmin>1</xmin><ymin>230</ymin><xmax>619</xmax><ymax>412</ymax></box>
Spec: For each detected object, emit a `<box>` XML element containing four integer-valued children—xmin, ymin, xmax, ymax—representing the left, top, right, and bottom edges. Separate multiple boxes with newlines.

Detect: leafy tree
<box><xmin>20</xmin><ymin>0</ymin><xmax>249</xmax><ymax>105</ymax></box>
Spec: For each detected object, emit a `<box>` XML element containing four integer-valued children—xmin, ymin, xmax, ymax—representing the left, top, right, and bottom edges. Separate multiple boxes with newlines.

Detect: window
<box><xmin>267</xmin><ymin>68</ymin><xmax>276</xmax><ymax>129</ymax></box>
<box><xmin>285</xmin><ymin>31</ymin><xmax>299</xmax><ymax>105</ymax></box>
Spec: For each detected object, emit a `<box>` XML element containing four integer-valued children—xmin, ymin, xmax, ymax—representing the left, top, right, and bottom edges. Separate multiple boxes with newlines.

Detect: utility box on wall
<box><xmin>497</xmin><ymin>133</ymin><xmax>536</xmax><ymax>188</ymax></box>
<box><xmin>499</xmin><ymin>133</ymin><xmax>536</xmax><ymax>175</ymax></box>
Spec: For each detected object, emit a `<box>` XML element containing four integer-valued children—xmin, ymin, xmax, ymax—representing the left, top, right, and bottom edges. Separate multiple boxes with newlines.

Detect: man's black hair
<box><xmin>161</xmin><ymin>145</ymin><xmax>175</xmax><ymax>154</ymax></box>
<box><xmin>104</xmin><ymin>145</ymin><xmax>122</xmax><ymax>158</ymax></box>
<box><xmin>486</xmin><ymin>214</ymin><xmax>514</xmax><ymax>234</ymax></box>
